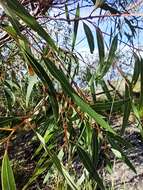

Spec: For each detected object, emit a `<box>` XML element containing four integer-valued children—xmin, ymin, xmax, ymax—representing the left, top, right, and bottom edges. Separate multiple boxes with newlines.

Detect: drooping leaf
<box><xmin>72</xmin><ymin>94</ymin><xmax>115</xmax><ymax>133</ymax></box>
<box><xmin>4</xmin><ymin>86</ymin><xmax>15</xmax><ymax>111</ymax></box>
<box><xmin>98</xmin><ymin>34</ymin><xmax>118</xmax><ymax>79</ymax></box>
<box><xmin>43</xmin><ymin>56</ymin><xmax>115</xmax><ymax>132</ymax></box>
<box><xmin>107</xmin><ymin>132</ymin><xmax>131</xmax><ymax>149</ymax></box>
<box><xmin>124</xmin><ymin>18</ymin><xmax>136</xmax><ymax>38</ymax></box>
<box><xmin>2</xmin><ymin>0</ymin><xmax>57</xmax><ymax>50</ymax></box>
<box><xmin>1</xmin><ymin>25</ymin><xmax>18</xmax><ymax>41</ymax></box>
<box><xmin>77</xmin><ymin>145</ymin><xmax>105</xmax><ymax>190</ymax></box>
<box><xmin>65</xmin><ymin>4</ymin><xmax>70</xmax><ymax>25</ymax></box>
<box><xmin>83</xmin><ymin>22</ymin><xmax>95</xmax><ymax>53</ymax></box>
<box><xmin>107</xmin><ymin>34</ymin><xmax>118</xmax><ymax>64</ymax></box>
<box><xmin>131</xmin><ymin>53</ymin><xmax>140</xmax><ymax>86</ymax></box>
<box><xmin>33</xmin><ymin>121</ymin><xmax>55</xmax><ymax>157</ymax></box>
<box><xmin>121</xmin><ymin>83</ymin><xmax>132</xmax><ymax>135</ymax></box>
<box><xmin>91</xmin><ymin>128</ymin><xmax>100</xmax><ymax>169</ymax></box>
<box><xmin>24</xmin><ymin>52</ymin><xmax>59</xmax><ymax>120</ymax></box>
<box><xmin>108</xmin><ymin>136</ymin><xmax>136</xmax><ymax>174</ymax></box>
<box><xmin>96</xmin><ymin>27</ymin><xmax>105</xmax><ymax>66</ymax></box>
<box><xmin>22</xmin><ymin>160</ymin><xmax>52</xmax><ymax>190</ymax></box>
<box><xmin>72</xmin><ymin>3</ymin><xmax>80</xmax><ymax>51</ymax></box>
<box><xmin>25</xmin><ymin>50</ymin><xmax>115</xmax><ymax>133</ymax></box>
<box><xmin>139</xmin><ymin>58</ymin><xmax>143</xmax><ymax>107</ymax></box>
<box><xmin>36</xmin><ymin>132</ymin><xmax>78</xmax><ymax>190</ymax></box>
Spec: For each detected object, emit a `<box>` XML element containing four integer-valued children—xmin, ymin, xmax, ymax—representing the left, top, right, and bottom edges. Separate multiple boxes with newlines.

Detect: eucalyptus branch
<box><xmin>38</xmin><ymin>12</ymin><xmax>143</xmax><ymax>22</ymax></box>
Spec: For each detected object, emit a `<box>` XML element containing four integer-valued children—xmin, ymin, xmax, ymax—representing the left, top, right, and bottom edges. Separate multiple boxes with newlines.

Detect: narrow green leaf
<box><xmin>25</xmin><ymin>51</ymin><xmax>115</xmax><ymax>133</ymax></box>
<box><xmin>22</xmin><ymin>160</ymin><xmax>52</xmax><ymax>190</ymax></box>
<box><xmin>132</xmin><ymin>104</ymin><xmax>143</xmax><ymax>138</ymax></box>
<box><xmin>77</xmin><ymin>145</ymin><xmax>105</xmax><ymax>190</ymax></box>
<box><xmin>107</xmin><ymin>132</ymin><xmax>131</xmax><ymax>149</ymax></box>
<box><xmin>121</xmin><ymin>84</ymin><xmax>132</xmax><ymax>135</ymax></box>
<box><xmin>4</xmin><ymin>86</ymin><xmax>15</xmax><ymax>111</ymax></box>
<box><xmin>83</xmin><ymin>22</ymin><xmax>95</xmax><ymax>53</ymax></box>
<box><xmin>91</xmin><ymin>128</ymin><xmax>99</xmax><ymax>168</ymax></box>
<box><xmin>0</xmin><ymin>117</ymin><xmax>20</xmax><ymax>127</ymax></box>
<box><xmin>36</xmin><ymin>132</ymin><xmax>78</xmax><ymax>190</ymax></box>
<box><xmin>73</xmin><ymin>94</ymin><xmax>115</xmax><ymax>133</ymax></box>
<box><xmin>26</xmin><ymin>74</ymin><xmax>38</xmax><ymax>108</ymax></box>
<box><xmin>124</xmin><ymin>18</ymin><xmax>136</xmax><ymax>37</ymax></box>
<box><xmin>107</xmin><ymin>34</ymin><xmax>118</xmax><ymax>63</ymax></box>
<box><xmin>96</xmin><ymin>27</ymin><xmax>105</xmax><ymax>65</ymax></box>
<box><xmin>3</xmin><ymin>0</ymin><xmax>57</xmax><ymax>50</ymax></box>
<box><xmin>139</xmin><ymin>58</ymin><xmax>143</xmax><ymax>107</ymax></box>
<box><xmin>65</xmin><ymin>4</ymin><xmax>70</xmax><ymax>25</ymax></box>
<box><xmin>43</xmin><ymin>56</ymin><xmax>115</xmax><ymax>133</ymax></box>
<box><xmin>1</xmin><ymin>25</ymin><xmax>18</xmax><ymax>40</ymax></box>
<box><xmin>111</xmin><ymin>148</ymin><xmax>122</xmax><ymax>159</ymax></box>
<box><xmin>108</xmin><ymin>136</ymin><xmax>136</xmax><ymax>174</ymax></box>
<box><xmin>77</xmin><ymin>146</ymin><xmax>93</xmax><ymax>174</ymax></box>
<box><xmin>100</xmin><ymin>80</ymin><xmax>112</xmax><ymax>101</ymax></box>
<box><xmin>1</xmin><ymin>150</ymin><xmax>16</xmax><ymax>190</ymax></box>
<box><xmin>62</xmin><ymin>168</ymin><xmax>79</xmax><ymax>190</ymax></box>
<box><xmin>121</xmin><ymin>151</ymin><xmax>137</xmax><ymax>174</ymax></box>
<box><xmin>99</xmin><ymin>34</ymin><xmax>118</xmax><ymax>79</ymax></box>
<box><xmin>72</xmin><ymin>3</ymin><xmax>80</xmax><ymax>51</ymax></box>
<box><xmin>90</xmin><ymin>82</ymin><xmax>96</xmax><ymax>103</ymax></box>
<box><xmin>24</xmin><ymin>52</ymin><xmax>59</xmax><ymax>120</ymax></box>
<box><xmin>131</xmin><ymin>53</ymin><xmax>140</xmax><ymax>86</ymax></box>
<box><xmin>91</xmin><ymin>98</ymin><xmax>130</xmax><ymax>112</ymax></box>
<box><xmin>33</xmin><ymin>122</ymin><xmax>55</xmax><ymax>157</ymax></box>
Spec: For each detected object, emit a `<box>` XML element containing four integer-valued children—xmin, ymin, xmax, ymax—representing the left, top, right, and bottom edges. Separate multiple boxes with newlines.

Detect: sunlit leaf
<box><xmin>2</xmin><ymin>0</ymin><xmax>57</xmax><ymax>50</ymax></box>
<box><xmin>1</xmin><ymin>150</ymin><xmax>16</xmax><ymax>190</ymax></box>
<box><xmin>26</xmin><ymin>74</ymin><xmax>38</xmax><ymax>108</ymax></box>
<box><xmin>111</xmin><ymin>148</ymin><xmax>122</xmax><ymax>159</ymax></box>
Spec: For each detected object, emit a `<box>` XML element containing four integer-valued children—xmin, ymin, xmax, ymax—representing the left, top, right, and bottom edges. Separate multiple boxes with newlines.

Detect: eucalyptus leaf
<box><xmin>83</xmin><ymin>22</ymin><xmax>95</xmax><ymax>53</ymax></box>
<box><xmin>72</xmin><ymin>3</ymin><xmax>80</xmax><ymax>51</ymax></box>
